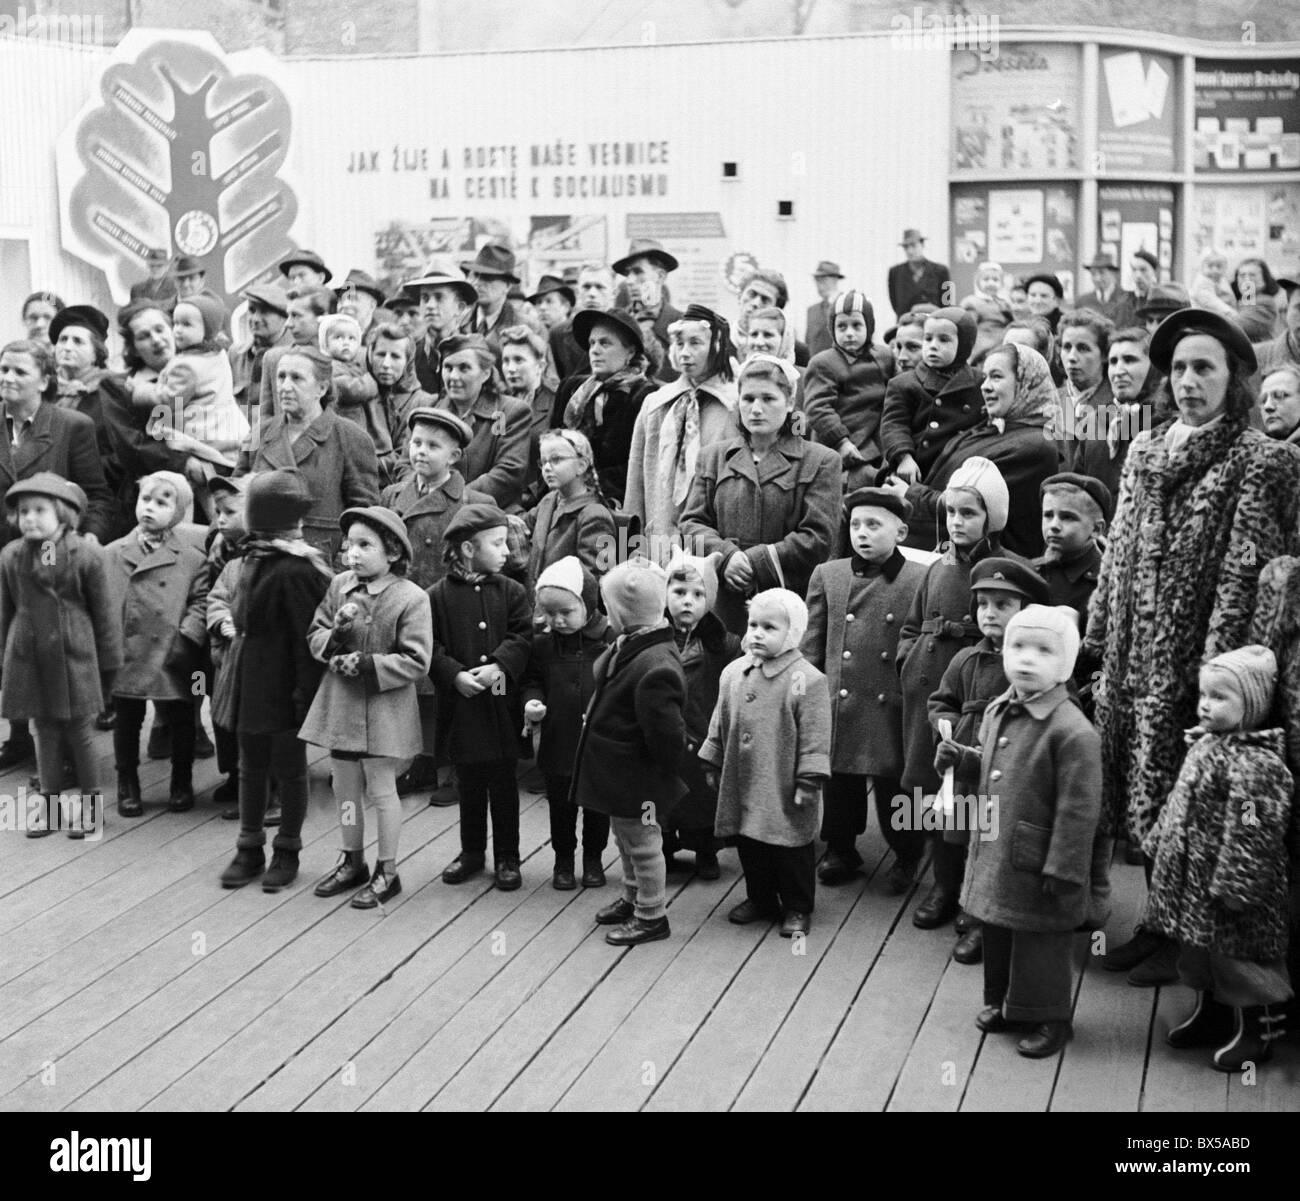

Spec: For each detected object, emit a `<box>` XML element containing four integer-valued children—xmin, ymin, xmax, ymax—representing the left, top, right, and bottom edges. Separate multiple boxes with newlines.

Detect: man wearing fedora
<box><xmin>335</xmin><ymin>269</ymin><xmax>386</xmax><ymax>340</ymax></box>
<box><xmin>129</xmin><ymin>248</ymin><xmax>178</xmax><ymax>305</ymax></box>
<box><xmin>279</xmin><ymin>249</ymin><xmax>332</xmax><ymax>293</ymax></box>
<box><xmin>528</xmin><ymin>274</ymin><xmax>575</xmax><ymax>335</ymax></box>
<box><xmin>887</xmin><ymin>229</ymin><xmax>951</xmax><ymax>317</ymax></box>
<box><xmin>404</xmin><ymin>255</ymin><xmax>477</xmax><ymax>396</ymax></box>
<box><xmin>1076</xmin><ymin>251</ymin><xmax>1136</xmax><ymax>328</ymax></box>
<box><xmin>613</xmin><ymin>238</ymin><xmax>683</xmax><ymax>382</ymax></box>
<box><xmin>173</xmin><ymin>255</ymin><xmax>209</xmax><ymax>301</ymax></box>
<box><xmin>806</xmin><ymin>260</ymin><xmax>845</xmax><ymax>357</ymax></box>
<box><xmin>465</xmin><ymin>243</ymin><xmax>536</xmax><ymax>360</ymax></box>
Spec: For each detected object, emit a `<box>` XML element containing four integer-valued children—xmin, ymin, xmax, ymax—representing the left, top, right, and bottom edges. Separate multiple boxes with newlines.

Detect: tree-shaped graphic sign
<box><xmin>57</xmin><ymin>30</ymin><xmax>299</xmax><ymax>304</ymax></box>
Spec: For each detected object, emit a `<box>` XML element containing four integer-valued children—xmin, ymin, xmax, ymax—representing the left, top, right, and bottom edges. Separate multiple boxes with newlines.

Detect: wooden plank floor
<box><xmin>1</xmin><ymin>711</ymin><xmax>1297</xmax><ymax>1112</ymax></box>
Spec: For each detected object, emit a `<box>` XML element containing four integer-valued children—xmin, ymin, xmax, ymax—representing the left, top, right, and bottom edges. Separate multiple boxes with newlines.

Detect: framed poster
<box><xmin>950</xmin><ymin>183</ymin><xmax>1078</xmax><ymax>301</ymax></box>
<box><xmin>1194</xmin><ymin>59</ymin><xmax>1300</xmax><ymax>172</ymax></box>
<box><xmin>1097</xmin><ymin>185</ymin><xmax>1177</xmax><ymax>289</ymax></box>
<box><xmin>1098</xmin><ymin>49</ymin><xmax>1178</xmax><ymax>172</ymax></box>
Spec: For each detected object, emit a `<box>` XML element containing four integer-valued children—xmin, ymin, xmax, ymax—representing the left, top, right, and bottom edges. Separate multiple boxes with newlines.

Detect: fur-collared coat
<box><xmin>0</xmin><ymin>532</ymin><xmax>122</xmax><ymax>720</ymax></box>
<box><xmin>1084</xmin><ymin>416</ymin><xmax>1300</xmax><ymax>842</ymax></box>
<box><xmin>1142</xmin><ymin>728</ymin><xmax>1293</xmax><ymax>961</ymax></box>
<box><xmin>700</xmin><ymin>648</ymin><xmax>832</xmax><ymax>847</ymax></box>
<box><xmin>802</xmin><ymin>551</ymin><xmax>926</xmax><ymax>778</ymax></box>
<box><xmin>103</xmin><ymin>528</ymin><xmax>209</xmax><ymax>701</ymax></box>
<box><xmin>299</xmin><ymin>571</ymin><xmax>433</xmax><ymax>758</ymax></box>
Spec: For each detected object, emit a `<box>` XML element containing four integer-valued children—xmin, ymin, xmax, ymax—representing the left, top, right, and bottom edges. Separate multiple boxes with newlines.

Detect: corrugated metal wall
<box><xmin>2</xmin><ymin>34</ymin><xmax>951</xmax><ymax>330</ymax></box>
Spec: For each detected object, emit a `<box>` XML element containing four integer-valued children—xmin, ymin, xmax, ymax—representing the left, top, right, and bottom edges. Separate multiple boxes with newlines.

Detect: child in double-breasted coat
<box><xmin>701</xmin><ymin>589</ymin><xmax>832</xmax><ymax>938</ymax></box>
<box><xmin>803</xmin><ymin>487</ymin><xmax>926</xmax><ymax>893</ymax></box>
<box><xmin>1142</xmin><ymin>645</ymin><xmax>1293</xmax><ymax>1073</ymax></box>
<box><xmin>104</xmin><ymin>471</ymin><xmax>208</xmax><ymax>818</ymax></box>
<box><xmin>937</xmin><ymin>605</ymin><xmax>1101</xmax><ymax>1059</ymax></box>
<box><xmin>301</xmin><ymin>506</ymin><xmax>433</xmax><ymax>910</ymax></box>
<box><xmin>0</xmin><ymin>473</ymin><xmax>122</xmax><ymax>837</ymax></box>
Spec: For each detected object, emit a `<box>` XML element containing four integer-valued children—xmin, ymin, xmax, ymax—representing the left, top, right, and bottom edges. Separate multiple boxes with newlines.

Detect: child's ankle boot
<box><xmin>553</xmin><ymin>855</ymin><xmax>577</xmax><ymax>891</ymax></box>
<box><xmin>1213</xmin><ymin>1005</ymin><xmax>1285</xmax><ymax>1072</ymax></box>
<box><xmin>1167</xmin><ymin>991</ymin><xmax>1235</xmax><ymax>1049</ymax></box>
<box><xmin>117</xmin><ymin>768</ymin><xmax>143</xmax><ymax>818</ymax></box>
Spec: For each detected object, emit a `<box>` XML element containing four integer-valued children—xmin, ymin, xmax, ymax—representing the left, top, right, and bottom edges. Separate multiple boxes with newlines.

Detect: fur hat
<box><xmin>666</xmin><ymin>545</ymin><xmax>719</xmax><ymax>611</ymax></box>
<box><xmin>245</xmin><ymin>468</ymin><xmax>314</xmax><ymax>532</ymax></box>
<box><xmin>926</xmin><ymin>306</ymin><xmax>978</xmax><ymax>367</ymax></box>
<box><xmin>138</xmin><ymin>470</ymin><xmax>193</xmax><ymax>528</ymax></box>
<box><xmin>601</xmin><ymin>556</ymin><xmax>668</xmax><ymax>633</ymax></box>
<box><xmin>747</xmin><ymin>587</ymin><xmax>809</xmax><ymax>656</ymax></box>
<box><xmin>1203</xmin><ymin>644</ymin><xmax>1277</xmax><ymax>731</ymax></box>
<box><xmin>946</xmin><ymin>456</ymin><xmax>1009</xmax><ymax>534</ymax></box>
<box><xmin>536</xmin><ymin>555</ymin><xmax>600</xmax><ymax>617</ymax></box>
<box><xmin>1004</xmin><ymin>604</ymin><xmax>1081</xmax><ymax>685</ymax></box>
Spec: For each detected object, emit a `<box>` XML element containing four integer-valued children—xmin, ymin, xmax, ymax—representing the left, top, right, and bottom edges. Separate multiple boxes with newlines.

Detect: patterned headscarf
<box><xmin>985</xmin><ymin>342</ymin><xmax>1062</xmax><ymax>434</ymax></box>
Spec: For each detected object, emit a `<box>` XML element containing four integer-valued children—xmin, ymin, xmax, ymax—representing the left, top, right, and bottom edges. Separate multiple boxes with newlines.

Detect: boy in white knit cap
<box><xmin>701</xmin><ymin>588</ymin><xmax>832</xmax><ymax>938</ymax></box>
<box><xmin>936</xmin><ymin>603</ymin><xmax>1101</xmax><ymax>1058</ymax></box>
<box><xmin>1142</xmin><ymin>644</ymin><xmax>1293</xmax><ymax>1072</ymax></box>
<box><xmin>521</xmin><ymin>556</ymin><xmax>614</xmax><ymax>890</ymax></box>
<box><xmin>571</xmin><ymin>557</ymin><xmax>687</xmax><ymax>945</ymax></box>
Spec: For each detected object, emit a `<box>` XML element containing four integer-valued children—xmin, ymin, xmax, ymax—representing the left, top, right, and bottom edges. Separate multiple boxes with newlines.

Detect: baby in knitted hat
<box><xmin>1141</xmin><ymin>644</ymin><xmax>1294</xmax><ymax>1073</ymax></box>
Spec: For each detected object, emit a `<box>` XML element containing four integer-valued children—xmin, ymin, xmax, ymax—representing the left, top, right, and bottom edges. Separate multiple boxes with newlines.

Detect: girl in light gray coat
<box><xmin>300</xmin><ymin>507</ymin><xmax>433</xmax><ymax>910</ymax></box>
<box><xmin>701</xmin><ymin>588</ymin><xmax>832</xmax><ymax>939</ymax></box>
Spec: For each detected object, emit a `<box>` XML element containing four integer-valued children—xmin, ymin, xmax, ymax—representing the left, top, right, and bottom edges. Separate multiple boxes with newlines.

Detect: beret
<box><xmin>844</xmin><ymin>486</ymin><xmax>911</xmax><ymax>521</ymax></box>
<box><xmin>1148</xmin><ymin>308</ymin><xmax>1256</xmax><ymax>376</ymax></box>
<box><xmin>444</xmin><ymin>502</ymin><xmax>510</xmax><ymax>544</ymax></box>
<box><xmin>1039</xmin><ymin>472</ymin><xmax>1113</xmax><ymax>521</ymax></box>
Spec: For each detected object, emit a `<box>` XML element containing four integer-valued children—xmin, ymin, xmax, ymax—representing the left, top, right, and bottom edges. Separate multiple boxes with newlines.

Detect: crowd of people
<box><xmin>5</xmin><ymin>226</ymin><xmax>1300</xmax><ymax>1071</ymax></box>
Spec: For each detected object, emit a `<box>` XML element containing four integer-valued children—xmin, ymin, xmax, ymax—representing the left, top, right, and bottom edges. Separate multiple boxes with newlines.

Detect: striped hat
<box><xmin>831</xmin><ymin>290</ymin><xmax>875</xmax><ymax>342</ymax></box>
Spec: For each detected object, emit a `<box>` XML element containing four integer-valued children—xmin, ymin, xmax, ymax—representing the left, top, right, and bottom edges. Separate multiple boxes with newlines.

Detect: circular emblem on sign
<box><xmin>175</xmin><ymin>210</ymin><xmax>219</xmax><ymax>257</ymax></box>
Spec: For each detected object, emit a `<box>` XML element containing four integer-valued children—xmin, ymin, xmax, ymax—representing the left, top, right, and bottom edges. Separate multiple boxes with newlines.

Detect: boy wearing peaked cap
<box><xmin>571</xmin><ymin>556</ymin><xmax>687</xmax><ymax>946</ymax></box>
<box><xmin>803</xmin><ymin>487</ymin><xmax>927</xmax><ymax>893</ymax></box>
<box><xmin>802</xmin><ymin>291</ymin><xmax>894</xmax><ymax>488</ymax></box>
<box><xmin>937</xmin><ymin>603</ymin><xmax>1102</xmax><ymax>1058</ymax></box>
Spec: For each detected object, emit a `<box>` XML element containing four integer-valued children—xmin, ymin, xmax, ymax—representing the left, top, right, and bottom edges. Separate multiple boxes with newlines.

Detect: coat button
<box><xmin>745</xmin><ymin>692</ymin><xmax>757</xmax><ymax>702</ymax></box>
<box><xmin>425</xmin><ymin>538</ymin><xmax>432</xmax><ymax>545</ymax></box>
<box><xmin>886</xmin><ymin>613</ymin><xmax>894</xmax><ymax>622</ymax></box>
<box><xmin>929</xmin><ymin>421</ymin><xmax>939</xmax><ymax>429</ymax></box>
<box><xmin>990</xmin><ymin>769</ymin><xmax>1002</xmax><ymax>781</ymax></box>
<box><xmin>842</xmin><ymin>650</ymin><xmax>851</xmax><ymax>659</ymax></box>
<box><xmin>480</xmin><ymin>655</ymin><xmax>489</xmax><ymax>663</ymax></box>
<box><xmin>474</xmin><ymin>585</ymin><xmax>481</xmax><ymax>592</ymax></box>
<box><xmin>845</xmin><ymin>613</ymin><xmax>854</xmax><ymax>622</ymax></box>
<box><xmin>478</xmin><ymin>621</ymin><xmax>487</xmax><ymax>629</ymax></box>
<box><xmin>741</xmin><ymin>733</ymin><xmax>752</xmax><ymax>745</ymax></box>
<box><xmin>998</xmin><ymin>736</ymin><xmax>1009</xmax><ymax>747</ymax></box>
<box><xmin>935</xmin><ymin>399</ymin><xmax>943</xmax><ymax>407</ymax></box>
<box><xmin>839</xmin><ymin>688</ymin><xmax>849</xmax><ymax>698</ymax></box>
<box><xmin>877</xmin><ymin>693</ymin><xmax>886</xmax><ymax>703</ymax></box>
<box><xmin>880</xmin><ymin>651</ymin><xmax>888</xmax><ymax>660</ymax></box>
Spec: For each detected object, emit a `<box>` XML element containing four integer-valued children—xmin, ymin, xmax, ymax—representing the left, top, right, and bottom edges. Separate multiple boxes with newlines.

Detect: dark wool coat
<box><xmin>381</xmin><ymin>472</ymin><xmax>492</xmax><ymax>592</ymax></box>
<box><xmin>700</xmin><ymin>649</ymin><xmax>833</xmax><ymax>847</ymax></box>
<box><xmin>432</xmin><ymin>390</ymin><xmax>532</xmax><ymax>511</ymax></box>
<box><xmin>887</xmin><ymin>260</ymin><xmax>951</xmax><ymax>317</ymax></box>
<box><xmin>299</xmin><ymin>571</ymin><xmax>433</xmax><ymax>758</ymax></box>
<box><xmin>427</xmin><ymin>572</ymin><xmax>533</xmax><ymax>764</ymax></box>
<box><xmin>806</xmin><ymin>300</ymin><xmax>833</xmax><ymax>359</ymax></box>
<box><xmin>238</xmin><ymin>407</ymin><xmax>380</xmax><ymax>561</ymax></box>
<box><xmin>802</xmin><ymin>551</ymin><xmax>926</xmax><ymax>778</ymax></box>
<box><xmin>571</xmin><ymin>624</ymin><xmax>687</xmax><ymax>819</ymax></box>
<box><xmin>897</xmin><ymin>538</ymin><xmax>1019</xmax><ymax>792</ymax></box>
<box><xmin>927</xmin><ymin>637</ymin><xmax>1007</xmax><ymax>790</ymax></box>
<box><xmin>1084</xmin><ymin>417</ymin><xmax>1300</xmax><ymax>842</ymax></box>
<box><xmin>957</xmin><ymin>683</ymin><xmax>1102</xmax><ymax>932</ymax></box>
<box><xmin>104</xmin><ymin>529</ymin><xmax>209</xmax><ymax>702</ymax></box>
<box><xmin>520</xmin><ymin>613</ymin><xmax>615</xmax><ymax>777</ymax></box>
<box><xmin>0</xmin><ymin>403</ymin><xmax>114</xmax><ymax>545</ymax></box>
<box><xmin>550</xmin><ymin>321</ymin><xmax>588</xmax><ymax>383</ymax></box>
<box><xmin>678</xmin><ymin>433</ymin><xmax>842</xmax><ymax>635</ymax></box>
<box><xmin>211</xmin><ymin>543</ymin><xmax>330</xmax><ymax>735</ymax></box>
<box><xmin>554</xmin><ymin>371</ymin><xmax>656</xmax><ymax>506</ymax></box>
<box><xmin>903</xmin><ymin>417</ymin><xmax>1061</xmax><ymax>557</ymax></box>
<box><xmin>525</xmin><ymin>489</ymin><xmax>616</xmax><ymax>589</ymax></box>
<box><xmin>668</xmin><ymin>613</ymin><xmax>743</xmax><ymax>832</ymax></box>
<box><xmin>880</xmin><ymin>364</ymin><xmax>985</xmax><ymax>479</ymax></box>
<box><xmin>0</xmin><ymin>533</ymin><xmax>122</xmax><ymax>720</ymax></box>
<box><xmin>1142</xmin><ymin>729</ymin><xmax>1293</xmax><ymax>961</ymax></box>
<box><xmin>801</xmin><ymin>346</ymin><xmax>891</xmax><ymax>462</ymax></box>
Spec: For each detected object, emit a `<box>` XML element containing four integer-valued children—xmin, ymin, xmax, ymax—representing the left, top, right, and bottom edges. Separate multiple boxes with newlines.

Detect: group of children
<box><xmin>0</xmin><ymin>353</ymin><xmax>1294</xmax><ymax>1068</ymax></box>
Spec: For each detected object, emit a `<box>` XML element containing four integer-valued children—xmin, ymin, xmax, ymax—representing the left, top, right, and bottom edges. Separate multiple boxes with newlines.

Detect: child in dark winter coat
<box><xmin>0</xmin><ymin>473</ymin><xmax>121</xmax><ymax>838</ymax></box>
<box><xmin>701</xmin><ymin>589</ymin><xmax>833</xmax><ymax>938</ymax></box>
<box><xmin>897</xmin><ymin>456</ymin><xmax>1016</xmax><ymax>932</ymax></box>
<box><xmin>928</xmin><ymin>557</ymin><xmax>1049</xmax><ymax>966</ymax></box>
<box><xmin>430</xmin><ymin>503</ymin><xmax>533</xmax><ymax>891</ymax></box>
<box><xmin>105</xmin><ymin>471</ymin><xmax>209</xmax><ymax>819</ymax></box>
<box><xmin>572</xmin><ymin>557</ymin><xmax>687</xmax><ymax>947</ymax></box>
<box><xmin>216</xmin><ymin>469</ymin><xmax>332</xmax><ymax>890</ymax></box>
<box><xmin>660</xmin><ymin>548</ymin><xmax>741</xmax><ymax>880</ymax></box>
<box><xmin>302</xmin><ymin>507</ymin><xmax>433</xmax><ymax>907</ymax></box>
<box><xmin>204</xmin><ymin>474</ymin><xmax>248</xmax><ymax>819</ymax></box>
<box><xmin>1143</xmin><ymin>645</ymin><xmax>1293</xmax><ymax>1072</ymax></box>
<box><xmin>803</xmin><ymin>487</ymin><xmax>926</xmax><ymax>893</ymax></box>
<box><xmin>802</xmin><ymin>291</ymin><xmax>892</xmax><ymax>487</ymax></box>
<box><xmin>521</xmin><ymin>556</ymin><xmax>614</xmax><ymax>891</ymax></box>
<box><xmin>936</xmin><ymin>604</ymin><xmax>1101</xmax><ymax>1059</ymax></box>
<box><xmin>880</xmin><ymin>307</ymin><xmax>984</xmax><ymax>483</ymax></box>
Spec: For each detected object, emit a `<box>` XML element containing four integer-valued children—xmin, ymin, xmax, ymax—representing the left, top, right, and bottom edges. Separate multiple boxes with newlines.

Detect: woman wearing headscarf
<box><xmin>625</xmin><ymin>304</ymin><xmax>739</xmax><ymax>557</ymax></box>
<box><xmin>888</xmin><ymin>342</ymin><xmax>1061</xmax><ymax>558</ymax></box>
<box><xmin>1084</xmin><ymin>310</ymin><xmax>1300</xmax><ymax>985</ymax></box>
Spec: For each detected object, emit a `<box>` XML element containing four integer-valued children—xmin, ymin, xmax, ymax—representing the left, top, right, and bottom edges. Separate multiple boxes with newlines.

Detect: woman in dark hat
<box><xmin>554</xmin><ymin>307</ymin><xmax>656</xmax><ymax>506</ymax></box>
<box><xmin>435</xmin><ymin>333</ymin><xmax>532</xmax><ymax>510</ymax></box>
<box><xmin>50</xmin><ymin>305</ymin><xmax>187</xmax><ymax>541</ymax></box>
<box><xmin>1084</xmin><ymin>309</ymin><xmax>1300</xmax><ymax>986</ymax></box>
<box><xmin>1024</xmin><ymin>272</ymin><xmax>1065</xmax><ymax>334</ymax></box>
